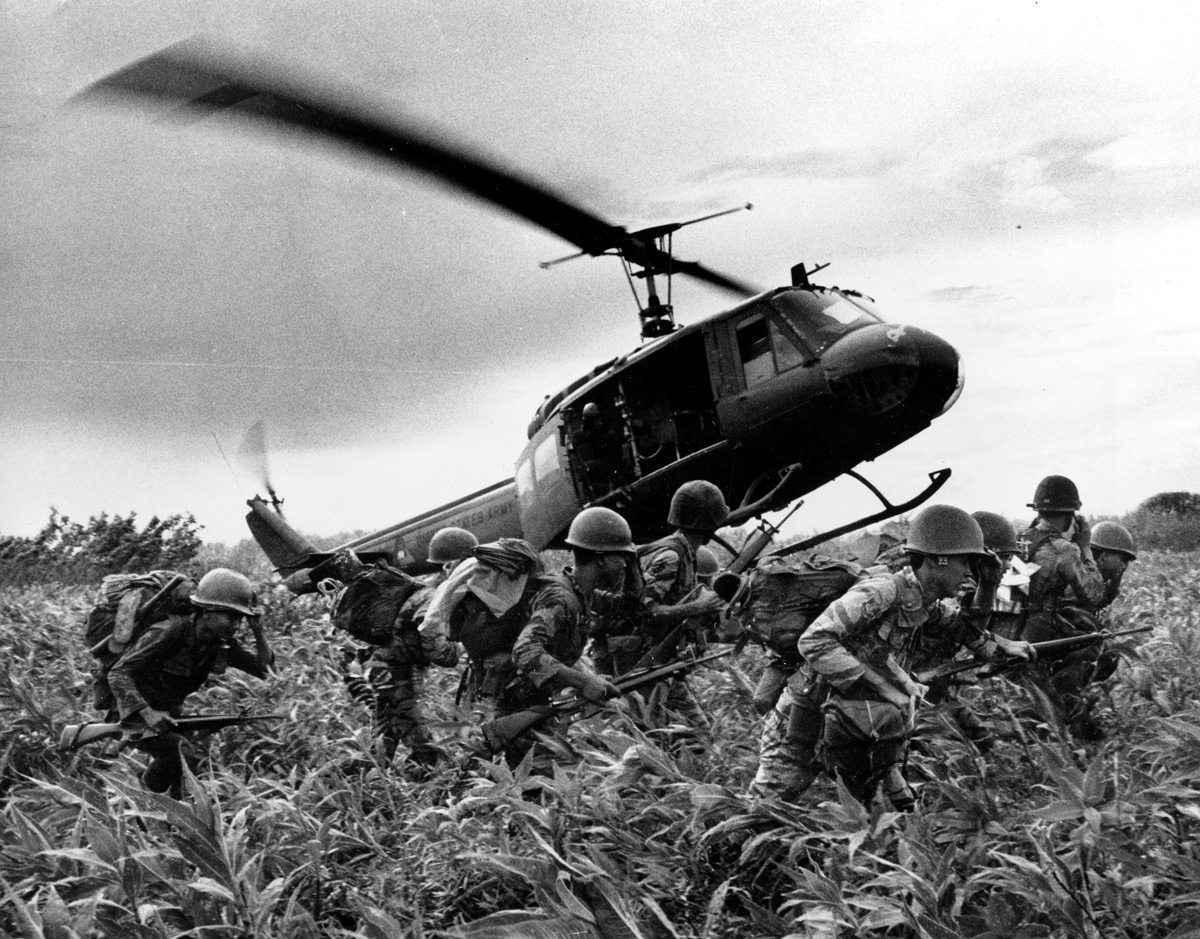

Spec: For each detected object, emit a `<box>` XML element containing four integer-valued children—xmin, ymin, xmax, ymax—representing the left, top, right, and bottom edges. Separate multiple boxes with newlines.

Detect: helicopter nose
<box><xmin>821</xmin><ymin>324</ymin><xmax>962</xmax><ymax>417</ymax></box>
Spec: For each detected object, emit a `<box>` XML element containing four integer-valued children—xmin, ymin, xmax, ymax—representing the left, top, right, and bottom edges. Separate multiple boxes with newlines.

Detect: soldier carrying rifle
<box><xmin>475</xmin><ymin>507</ymin><xmax>633</xmax><ymax>765</ymax></box>
<box><xmin>91</xmin><ymin>569</ymin><xmax>275</xmax><ymax>797</ymax></box>
<box><xmin>749</xmin><ymin>506</ymin><xmax>1035</xmax><ymax>810</ymax></box>
<box><xmin>1017</xmin><ymin>475</ymin><xmax>1112</xmax><ymax>738</ymax></box>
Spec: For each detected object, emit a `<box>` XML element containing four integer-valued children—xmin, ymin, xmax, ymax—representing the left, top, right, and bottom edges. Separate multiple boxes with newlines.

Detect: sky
<box><xmin>3</xmin><ymin>1</ymin><xmax>1198</xmax><ymax>548</ymax></box>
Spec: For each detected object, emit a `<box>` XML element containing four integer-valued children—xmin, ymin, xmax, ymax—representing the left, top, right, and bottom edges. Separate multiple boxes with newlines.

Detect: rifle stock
<box><xmin>479</xmin><ymin>648</ymin><xmax>735</xmax><ymax>752</ymax></box>
<box><xmin>58</xmin><ymin>713</ymin><xmax>284</xmax><ymax>752</ymax></box>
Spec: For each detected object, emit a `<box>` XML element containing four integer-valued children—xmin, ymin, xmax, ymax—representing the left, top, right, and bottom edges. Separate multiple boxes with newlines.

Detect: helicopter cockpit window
<box><xmin>737</xmin><ymin>313</ymin><xmax>805</xmax><ymax>387</ymax></box>
<box><xmin>515</xmin><ymin>459</ymin><xmax>534</xmax><ymax>499</ymax></box>
<box><xmin>533</xmin><ymin>435</ymin><xmax>560</xmax><ymax>481</ymax></box>
<box><xmin>772</xmin><ymin>291</ymin><xmax>882</xmax><ymax>355</ymax></box>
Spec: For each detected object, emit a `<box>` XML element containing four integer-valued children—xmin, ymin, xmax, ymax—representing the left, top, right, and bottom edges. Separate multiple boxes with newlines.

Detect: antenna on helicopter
<box><xmin>541</xmin><ymin>203</ymin><xmax>753</xmax><ymax>339</ymax></box>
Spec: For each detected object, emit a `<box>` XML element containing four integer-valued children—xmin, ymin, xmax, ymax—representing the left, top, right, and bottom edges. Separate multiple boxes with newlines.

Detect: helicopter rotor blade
<box><xmin>74</xmin><ymin>41</ymin><xmax>758</xmax><ymax>299</ymax></box>
<box><xmin>236</xmin><ymin>420</ymin><xmax>283</xmax><ymax>513</ymax></box>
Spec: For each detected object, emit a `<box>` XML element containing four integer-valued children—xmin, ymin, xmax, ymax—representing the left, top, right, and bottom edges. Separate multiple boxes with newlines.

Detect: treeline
<box><xmin>0</xmin><ymin>509</ymin><xmax>203</xmax><ymax>586</ymax></box>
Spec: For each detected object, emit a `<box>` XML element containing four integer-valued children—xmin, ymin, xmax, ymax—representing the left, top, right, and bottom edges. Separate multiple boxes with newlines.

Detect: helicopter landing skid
<box><xmin>767</xmin><ymin>467</ymin><xmax>952</xmax><ymax>559</ymax></box>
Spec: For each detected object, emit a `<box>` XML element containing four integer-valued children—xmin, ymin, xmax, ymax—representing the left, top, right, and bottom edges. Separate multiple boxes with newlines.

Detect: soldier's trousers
<box><xmin>367</xmin><ymin>663</ymin><xmax>441</xmax><ymax>766</ymax></box>
<box><xmin>749</xmin><ymin>680</ymin><xmax>915</xmax><ymax>809</ymax></box>
<box><xmin>749</xmin><ymin>680</ymin><xmax>826</xmax><ymax>801</ymax></box>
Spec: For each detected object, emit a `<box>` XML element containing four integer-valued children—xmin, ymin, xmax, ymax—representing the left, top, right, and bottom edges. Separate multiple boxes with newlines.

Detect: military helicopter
<box><xmin>81</xmin><ymin>42</ymin><xmax>963</xmax><ymax>580</ymax></box>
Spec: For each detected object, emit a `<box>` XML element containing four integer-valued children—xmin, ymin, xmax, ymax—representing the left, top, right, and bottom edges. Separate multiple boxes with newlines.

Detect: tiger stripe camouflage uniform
<box><xmin>750</xmin><ymin>568</ymin><xmax>997</xmax><ymax>805</ymax></box>
<box><xmin>494</xmin><ymin>574</ymin><xmax>587</xmax><ymax>763</ymax></box>
<box><xmin>363</xmin><ymin>579</ymin><xmax>460</xmax><ymax>766</ymax></box>
<box><xmin>633</xmin><ymin>533</ymin><xmax>711</xmax><ymax>739</ymax></box>
<box><xmin>1019</xmin><ymin>520</ymin><xmax>1108</xmax><ymax>729</ymax></box>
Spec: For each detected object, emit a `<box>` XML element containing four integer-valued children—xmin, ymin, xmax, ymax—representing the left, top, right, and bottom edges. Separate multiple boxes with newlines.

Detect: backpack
<box><xmin>330</xmin><ymin>561</ymin><xmax>422</xmax><ymax>645</ymax></box>
<box><xmin>84</xmin><ymin>570</ymin><xmax>196</xmax><ymax>660</ymax></box>
<box><xmin>742</xmin><ymin>554</ymin><xmax>865</xmax><ymax>663</ymax></box>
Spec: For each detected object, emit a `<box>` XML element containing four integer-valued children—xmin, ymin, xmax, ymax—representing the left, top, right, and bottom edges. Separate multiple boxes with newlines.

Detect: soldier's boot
<box><xmin>950</xmin><ymin>700</ymin><xmax>996</xmax><ymax>753</ymax></box>
<box><xmin>747</xmin><ymin>764</ymin><xmax>818</xmax><ymax>803</ymax></box>
<box><xmin>882</xmin><ymin>766</ymin><xmax>916</xmax><ymax>812</ymax></box>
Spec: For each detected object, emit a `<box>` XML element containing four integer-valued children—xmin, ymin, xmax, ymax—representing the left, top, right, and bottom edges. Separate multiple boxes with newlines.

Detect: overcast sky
<box><xmin>3</xmin><ymin>1</ymin><xmax>1198</xmax><ymax>547</ymax></box>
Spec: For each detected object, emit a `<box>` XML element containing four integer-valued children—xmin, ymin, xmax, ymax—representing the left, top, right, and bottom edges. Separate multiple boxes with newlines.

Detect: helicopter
<box><xmin>80</xmin><ymin>41</ymin><xmax>964</xmax><ymax>581</ymax></box>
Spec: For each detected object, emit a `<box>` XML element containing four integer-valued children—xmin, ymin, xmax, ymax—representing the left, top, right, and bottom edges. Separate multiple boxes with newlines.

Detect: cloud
<box><xmin>688</xmin><ymin>148</ymin><xmax>902</xmax><ymax>186</ymax></box>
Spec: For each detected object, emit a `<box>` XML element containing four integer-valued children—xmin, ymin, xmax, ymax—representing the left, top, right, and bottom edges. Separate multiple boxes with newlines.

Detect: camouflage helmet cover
<box><xmin>1028</xmin><ymin>474</ymin><xmax>1082</xmax><ymax>512</ymax></box>
<box><xmin>428</xmin><ymin>527</ymin><xmax>479</xmax><ymax>563</ymax></box>
<box><xmin>667</xmin><ymin>480</ymin><xmax>730</xmax><ymax>531</ymax></box>
<box><xmin>565</xmin><ymin>507</ymin><xmax>637</xmax><ymax>555</ymax></box>
<box><xmin>1091</xmin><ymin>520</ymin><xmax>1137</xmax><ymax>560</ymax></box>
<box><xmin>904</xmin><ymin>505</ymin><xmax>987</xmax><ymax>557</ymax></box>
<box><xmin>191</xmin><ymin>568</ymin><xmax>258</xmax><ymax>616</ymax></box>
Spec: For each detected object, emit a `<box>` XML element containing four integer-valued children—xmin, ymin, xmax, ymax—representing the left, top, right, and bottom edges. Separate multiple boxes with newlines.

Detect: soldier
<box><xmin>1090</xmin><ymin>521</ymin><xmax>1137</xmax><ymax>611</ymax></box>
<box><xmin>911</xmin><ymin>511</ymin><xmax>1019</xmax><ymax>753</ymax></box>
<box><xmin>593</xmin><ymin>481</ymin><xmax>728</xmax><ymax>678</ymax></box>
<box><xmin>359</xmin><ymin>527</ymin><xmax>476</xmax><ymax>769</ymax></box>
<box><xmin>1017</xmin><ymin>475</ymin><xmax>1108</xmax><ymax>736</ymax></box>
<box><xmin>749</xmin><ymin>506</ymin><xmax>1033</xmax><ymax>809</ymax></box>
<box><xmin>102</xmin><ymin>569</ymin><xmax>274</xmax><ymax>796</ymax></box>
<box><xmin>493</xmin><ymin>507</ymin><xmax>628</xmax><ymax>763</ymax></box>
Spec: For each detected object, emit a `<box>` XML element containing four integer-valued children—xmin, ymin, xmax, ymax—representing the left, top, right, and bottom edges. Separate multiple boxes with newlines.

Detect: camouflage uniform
<box><xmin>750</xmin><ymin>569</ymin><xmax>997</xmax><ymax>807</ymax></box>
<box><xmin>910</xmin><ymin>600</ymin><xmax>995</xmax><ymax>751</ymax></box>
<box><xmin>595</xmin><ymin>532</ymin><xmax>709</xmax><ymax>741</ymax></box>
<box><xmin>361</xmin><ymin>580</ymin><xmax>460</xmax><ymax>766</ymax></box>
<box><xmin>105</xmin><ymin>614</ymin><xmax>273</xmax><ymax>795</ymax></box>
<box><xmin>1018</xmin><ymin>520</ymin><xmax>1108</xmax><ymax>729</ymax></box>
<box><xmin>493</xmin><ymin>573</ymin><xmax>587</xmax><ymax>763</ymax></box>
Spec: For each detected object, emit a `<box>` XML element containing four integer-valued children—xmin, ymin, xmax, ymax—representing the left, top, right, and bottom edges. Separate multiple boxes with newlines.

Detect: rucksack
<box><xmin>84</xmin><ymin>570</ymin><xmax>196</xmax><ymax>660</ymax></box>
<box><xmin>741</xmin><ymin>554</ymin><xmax>865</xmax><ymax>663</ymax></box>
<box><xmin>330</xmin><ymin>561</ymin><xmax>422</xmax><ymax>645</ymax></box>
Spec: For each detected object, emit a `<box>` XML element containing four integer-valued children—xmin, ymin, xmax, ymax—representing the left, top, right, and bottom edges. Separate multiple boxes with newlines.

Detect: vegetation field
<box><xmin>2</xmin><ymin>551</ymin><xmax>1200</xmax><ymax>938</ymax></box>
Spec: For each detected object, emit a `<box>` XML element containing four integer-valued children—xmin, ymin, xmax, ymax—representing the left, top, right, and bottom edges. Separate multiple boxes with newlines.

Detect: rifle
<box><xmin>481</xmin><ymin>647</ymin><xmax>734</xmax><ymax>752</ymax></box>
<box><xmin>58</xmin><ymin>713</ymin><xmax>284</xmax><ymax>752</ymax></box>
<box><xmin>914</xmin><ymin>626</ymin><xmax>1153</xmax><ymax>687</ymax></box>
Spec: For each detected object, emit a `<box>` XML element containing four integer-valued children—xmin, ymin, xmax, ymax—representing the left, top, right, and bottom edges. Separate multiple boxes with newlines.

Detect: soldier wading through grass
<box><xmin>95</xmin><ymin>569</ymin><xmax>274</xmax><ymax>797</ymax></box>
<box><xmin>1016</xmin><ymin>474</ymin><xmax>1111</xmax><ymax>738</ymax></box>
<box><xmin>749</xmin><ymin>505</ymin><xmax>1034</xmax><ymax>810</ymax></box>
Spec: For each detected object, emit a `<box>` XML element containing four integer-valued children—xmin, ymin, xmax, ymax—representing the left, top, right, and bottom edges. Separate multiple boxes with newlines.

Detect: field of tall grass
<box><xmin>2</xmin><ymin>551</ymin><xmax>1200</xmax><ymax>938</ymax></box>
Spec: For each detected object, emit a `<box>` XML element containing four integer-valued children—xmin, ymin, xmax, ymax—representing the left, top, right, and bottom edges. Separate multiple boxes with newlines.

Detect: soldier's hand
<box><xmin>998</xmin><ymin>637</ymin><xmax>1036</xmax><ymax>662</ymax></box>
<box><xmin>692</xmin><ymin>590</ymin><xmax>726</xmax><ymax>617</ymax></box>
<box><xmin>580</xmin><ymin>675</ymin><xmax>622</xmax><ymax>704</ymax></box>
<box><xmin>1071</xmin><ymin>514</ymin><xmax>1092</xmax><ymax>550</ymax></box>
<box><xmin>140</xmin><ymin>708</ymin><xmax>176</xmax><ymax>733</ymax></box>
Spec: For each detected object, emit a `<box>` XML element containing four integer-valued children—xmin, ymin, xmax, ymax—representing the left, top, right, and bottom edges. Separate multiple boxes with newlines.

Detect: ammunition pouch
<box><xmin>820</xmin><ymin>694</ymin><xmax>910</xmax><ymax>774</ymax></box>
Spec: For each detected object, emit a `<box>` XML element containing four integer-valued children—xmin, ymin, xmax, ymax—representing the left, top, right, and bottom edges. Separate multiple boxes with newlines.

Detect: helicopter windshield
<box><xmin>772</xmin><ymin>290</ymin><xmax>883</xmax><ymax>355</ymax></box>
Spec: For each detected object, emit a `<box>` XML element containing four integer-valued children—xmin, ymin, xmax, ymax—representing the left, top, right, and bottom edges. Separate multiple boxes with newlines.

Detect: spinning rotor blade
<box><xmin>76</xmin><ymin>42</ymin><xmax>757</xmax><ymax>298</ymax></box>
<box><xmin>236</xmin><ymin>420</ymin><xmax>272</xmax><ymax>489</ymax></box>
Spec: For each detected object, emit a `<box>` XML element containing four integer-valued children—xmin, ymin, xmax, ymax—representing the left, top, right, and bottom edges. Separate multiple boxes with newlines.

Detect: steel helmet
<box><xmin>667</xmin><ymin>480</ymin><xmax>730</xmax><ymax>531</ymax></box>
<box><xmin>971</xmin><ymin>511</ymin><xmax>1019</xmax><ymax>556</ymax></box>
<box><xmin>696</xmin><ymin>546</ymin><xmax>720</xmax><ymax>578</ymax></box>
<box><xmin>1028</xmin><ymin>475</ymin><xmax>1082</xmax><ymax>512</ymax></box>
<box><xmin>904</xmin><ymin>505</ymin><xmax>987</xmax><ymax>558</ymax></box>
<box><xmin>565</xmin><ymin>507</ymin><xmax>637</xmax><ymax>555</ymax></box>
<box><xmin>428</xmin><ymin>527</ymin><xmax>478</xmax><ymax>563</ymax></box>
<box><xmin>1091</xmin><ymin>521</ymin><xmax>1137</xmax><ymax>560</ymax></box>
<box><xmin>191</xmin><ymin>568</ymin><xmax>258</xmax><ymax>616</ymax></box>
